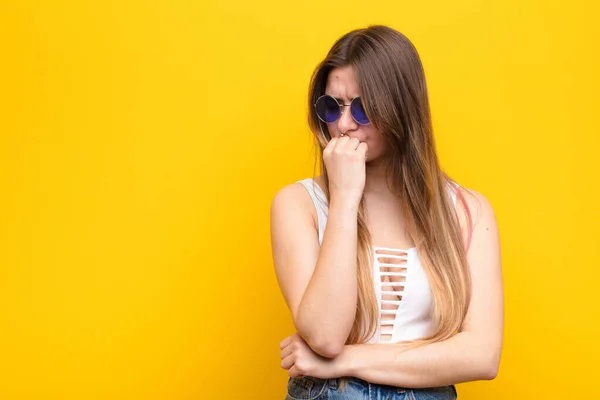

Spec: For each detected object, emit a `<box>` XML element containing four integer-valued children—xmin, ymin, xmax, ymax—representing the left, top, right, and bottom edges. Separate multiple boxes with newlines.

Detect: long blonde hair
<box><xmin>308</xmin><ymin>25</ymin><xmax>474</xmax><ymax>352</ymax></box>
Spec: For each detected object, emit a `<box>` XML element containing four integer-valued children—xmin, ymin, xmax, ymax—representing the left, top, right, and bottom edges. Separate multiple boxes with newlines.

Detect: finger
<box><xmin>335</xmin><ymin>136</ymin><xmax>361</xmax><ymax>151</ymax></box>
<box><xmin>288</xmin><ymin>364</ymin><xmax>302</xmax><ymax>378</ymax></box>
<box><xmin>357</xmin><ymin>141</ymin><xmax>368</xmax><ymax>157</ymax></box>
<box><xmin>323</xmin><ymin>137</ymin><xmax>338</xmax><ymax>154</ymax></box>
<box><xmin>346</xmin><ymin>137</ymin><xmax>361</xmax><ymax>150</ymax></box>
<box><xmin>332</xmin><ymin>135</ymin><xmax>349</xmax><ymax>150</ymax></box>
<box><xmin>279</xmin><ymin>335</ymin><xmax>294</xmax><ymax>350</ymax></box>
<box><xmin>280</xmin><ymin>344</ymin><xmax>293</xmax><ymax>360</ymax></box>
<box><xmin>280</xmin><ymin>353</ymin><xmax>295</xmax><ymax>370</ymax></box>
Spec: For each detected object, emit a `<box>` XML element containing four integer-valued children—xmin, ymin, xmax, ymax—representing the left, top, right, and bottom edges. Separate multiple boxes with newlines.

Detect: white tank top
<box><xmin>297</xmin><ymin>177</ymin><xmax>460</xmax><ymax>344</ymax></box>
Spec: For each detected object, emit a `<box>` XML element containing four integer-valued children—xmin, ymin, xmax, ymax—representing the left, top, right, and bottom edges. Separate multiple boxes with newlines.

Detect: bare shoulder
<box><xmin>455</xmin><ymin>185</ymin><xmax>498</xmax><ymax>229</ymax></box>
<box><xmin>270</xmin><ymin>175</ymin><xmax>326</xmax><ymax>220</ymax></box>
<box><xmin>454</xmin><ymin>185</ymin><xmax>501</xmax><ymax>265</ymax></box>
<box><xmin>270</xmin><ymin>179</ymin><xmax>317</xmax><ymax>223</ymax></box>
<box><xmin>269</xmin><ymin>178</ymin><xmax>321</xmax><ymax>266</ymax></box>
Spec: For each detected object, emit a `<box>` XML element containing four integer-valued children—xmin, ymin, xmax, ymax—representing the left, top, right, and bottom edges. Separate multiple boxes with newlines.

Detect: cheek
<box><xmin>366</xmin><ymin>129</ymin><xmax>387</xmax><ymax>153</ymax></box>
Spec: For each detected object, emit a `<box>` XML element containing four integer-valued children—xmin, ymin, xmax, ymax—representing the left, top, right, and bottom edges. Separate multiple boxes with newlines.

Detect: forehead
<box><xmin>325</xmin><ymin>66</ymin><xmax>360</xmax><ymax>99</ymax></box>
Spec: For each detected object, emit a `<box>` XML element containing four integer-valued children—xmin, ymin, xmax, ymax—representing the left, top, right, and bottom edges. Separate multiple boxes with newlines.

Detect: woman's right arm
<box><xmin>270</xmin><ymin>137</ymin><xmax>368</xmax><ymax>359</ymax></box>
<box><xmin>270</xmin><ymin>185</ymin><xmax>359</xmax><ymax>358</ymax></box>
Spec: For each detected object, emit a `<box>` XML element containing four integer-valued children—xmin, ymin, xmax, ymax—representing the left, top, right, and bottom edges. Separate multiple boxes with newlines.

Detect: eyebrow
<box><xmin>325</xmin><ymin>94</ymin><xmax>356</xmax><ymax>104</ymax></box>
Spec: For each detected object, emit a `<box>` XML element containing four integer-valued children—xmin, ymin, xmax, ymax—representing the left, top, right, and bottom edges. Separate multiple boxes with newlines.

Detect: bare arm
<box><xmin>271</xmin><ymin>182</ymin><xmax>359</xmax><ymax>358</ymax></box>
<box><xmin>331</xmin><ymin>189</ymin><xmax>504</xmax><ymax>386</ymax></box>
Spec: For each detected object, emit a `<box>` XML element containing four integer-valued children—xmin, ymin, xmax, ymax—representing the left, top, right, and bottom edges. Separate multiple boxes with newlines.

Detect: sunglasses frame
<box><xmin>314</xmin><ymin>95</ymin><xmax>371</xmax><ymax>125</ymax></box>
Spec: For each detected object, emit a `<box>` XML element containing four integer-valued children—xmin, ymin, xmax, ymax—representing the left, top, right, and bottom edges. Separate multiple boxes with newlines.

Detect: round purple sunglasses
<box><xmin>314</xmin><ymin>95</ymin><xmax>370</xmax><ymax>125</ymax></box>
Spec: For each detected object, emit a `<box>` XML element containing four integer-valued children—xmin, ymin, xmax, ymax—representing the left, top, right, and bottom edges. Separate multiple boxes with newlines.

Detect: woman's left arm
<box><xmin>334</xmin><ymin>190</ymin><xmax>504</xmax><ymax>387</ymax></box>
<box><xmin>280</xmin><ymin>190</ymin><xmax>504</xmax><ymax>388</ymax></box>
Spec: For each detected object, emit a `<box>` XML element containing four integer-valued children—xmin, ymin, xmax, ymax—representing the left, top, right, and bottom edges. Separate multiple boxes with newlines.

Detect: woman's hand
<box><xmin>323</xmin><ymin>136</ymin><xmax>368</xmax><ymax>207</ymax></box>
<box><xmin>279</xmin><ymin>333</ymin><xmax>341</xmax><ymax>379</ymax></box>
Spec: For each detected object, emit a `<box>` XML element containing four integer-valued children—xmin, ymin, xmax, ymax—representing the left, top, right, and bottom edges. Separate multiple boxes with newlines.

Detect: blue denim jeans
<box><xmin>285</xmin><ymin>376</ymin><xmax>457</xmax><ymax>400</ymax></box>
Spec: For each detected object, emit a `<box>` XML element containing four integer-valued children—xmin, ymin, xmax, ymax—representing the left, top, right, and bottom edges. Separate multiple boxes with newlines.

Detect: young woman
<box><xmin>270</xmin><ymin>25</ymin><xmax>503</xmax><ymax>400</ymax></box>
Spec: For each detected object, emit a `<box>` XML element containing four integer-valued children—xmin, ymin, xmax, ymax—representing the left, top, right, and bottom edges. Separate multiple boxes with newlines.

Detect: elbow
<box><xmin>295</xmin><ymin>314</ymin><xmax>348</xmax><ymax>358</ymax></box>
<box><xmin>468</xmin><ymin>335</ymin><xmax>501</xmax><ymax>381</ymax></box>
<box><xmin>294</xmin><ymin>328</ymin><xmax>345</xmax><ymax>358</ymax></box>
<box><xmin>477</xmin><ymin>354</ymin><xmax>500</xmax><ymax>381</ymax></box>
<box><xmin>485</xmin><ymin>357</ymin><xmax>500</xmax><ymax>380</ymax></box>
<box><xmin>478</xmin><ymin>362</ymin><xmax>499</xmax><ymax>381</ymax></box>
<box><xmin>308</xmin><ymin>339</ymin><xmax>345</xmax><ymax>358</ymax></box>
<box><xmin>296</xmin><ymin>327</ymin><xmax>345</xmax><ymax>358</ymax></box>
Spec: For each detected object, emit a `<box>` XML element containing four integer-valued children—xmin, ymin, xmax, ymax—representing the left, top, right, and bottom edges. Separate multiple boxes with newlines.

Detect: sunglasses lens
<box><xmin>315</xmin><ymin>96</ymin><xmax>340</xmax><ymax>123</ymax></box>
<box><xmin>351</xmin><ymin>98</ymin><xmax>370</xmax><ymax>125</ymax></box>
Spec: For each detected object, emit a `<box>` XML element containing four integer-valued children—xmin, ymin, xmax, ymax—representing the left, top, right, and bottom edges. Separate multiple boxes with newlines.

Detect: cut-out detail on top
<box><xmin>373</xmin><ymin>246</ymin><xmax>410</xmax><ymax>343</ymax></box>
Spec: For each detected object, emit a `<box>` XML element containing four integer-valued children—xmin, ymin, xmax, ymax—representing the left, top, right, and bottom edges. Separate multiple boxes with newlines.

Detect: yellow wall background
<box><xmin>1</xmin><ymin>1</ymin><xmax>598</xmax><ymax>399</ymax></box>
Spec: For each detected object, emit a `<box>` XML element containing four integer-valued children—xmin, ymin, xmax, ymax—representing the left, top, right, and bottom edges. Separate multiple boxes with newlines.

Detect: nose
<box><xmin>337</xmin><ymin>105</ymin><xmax>358</xmax><ymax>136</ymax></box>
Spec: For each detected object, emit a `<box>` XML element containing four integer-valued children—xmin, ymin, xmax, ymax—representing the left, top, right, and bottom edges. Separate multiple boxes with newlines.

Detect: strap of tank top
<box><xmin>296</xmin><ymin>178</ymin><xmax>328</xmax><ymax>245</ymax></box>
<box><xmin>448</xmin><ymin>180</ymin><xmax>461</xmax><ymax>207</ymax></box>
